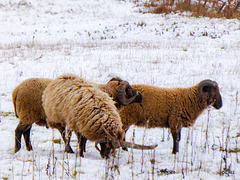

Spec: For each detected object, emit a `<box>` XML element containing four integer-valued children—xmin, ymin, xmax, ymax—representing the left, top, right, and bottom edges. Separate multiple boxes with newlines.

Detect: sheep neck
<box><xmin>176</xmin><ymin>86</ymin><xmax>208</xmax><ymax>127</ymax></box>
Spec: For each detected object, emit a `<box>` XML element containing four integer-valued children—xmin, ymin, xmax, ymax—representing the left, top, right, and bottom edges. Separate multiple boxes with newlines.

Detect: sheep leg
<box><xmin>171</xmin><ymin>130</ymin><xmax>181</xmax><ymax>154</ymax></box>
<box><xmin>65</xmin><ymin>129</ymin><xmax>74</xmax><ymax>153</ymax></box>
<box><xmin>122</xmin><ymin>129</ymin><xmax>128</xmax><ymax>151</ymax></box>
<box><xmin>76</xmin><ymin>133</ymin><xmax>87</xmax><ymax>157</ymax></box>
<box><xmin>23</xmin><ymin>126</ymin><xmax>33</xmax><ymax>151</ymax></box>
<box><xmin>81</xmin><ymin>136</ymin><xmax>87</xmax><ymax>152</ymax></box>
<box><xmin>56</xmin><ymin>125</ymin><xmax>74</xmax><ymax>153</ymax></box>
<box><xmin>15</xmin><ymin>123</ymin><xmax>31</xmax><ymax>153</ymax></box>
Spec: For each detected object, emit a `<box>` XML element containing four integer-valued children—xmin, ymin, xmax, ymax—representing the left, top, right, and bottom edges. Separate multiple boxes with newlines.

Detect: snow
<box><xmin>0</xmin><ymin>0</ymin><xmax>240</xmax><ymax>179</ymax></box>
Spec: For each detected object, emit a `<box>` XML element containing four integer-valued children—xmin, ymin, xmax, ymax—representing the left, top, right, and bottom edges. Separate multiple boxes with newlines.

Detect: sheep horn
<box><xmin>117</xmin><ymin>81</ymin><xmax>139</xmax><ymax>105</ymax></box>
<box><xmin>101</xmin><ymin>126</ymin><xmax>122</xmax><ymax>148</ymax></box>
<box><xmin>102</xmin><ymin>126</ymin><xmax>115</xmax><ymax>140</ymax></box>
<box><xmin>121</xmin><ymin>141</ymin><xmax>158</xmax><ymax>150</ymax></box>
<box><xmin>197</xmin><ymin>79</ymin><xmax>217</xmax><ymax>98</ymax></box>
<box><xmin>108</xmin><ymin>77</ymin><xmax>122</xmax><ymax>82</ymax></box>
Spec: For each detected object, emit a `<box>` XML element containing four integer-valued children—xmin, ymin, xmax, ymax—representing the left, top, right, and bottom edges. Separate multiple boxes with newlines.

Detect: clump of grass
<box><xmin>228</xmin><ymin>148</ymin><xmax>240</xmax><ymax>153</ymax></box>
<box><xmin>52</xmin><ymin>139</ymin><xmax>61</xmax><ymax>144</ymax></box>
<box><xmin>0</xmin><ymin>111</ymin><xmax>14</xmax><ymax>117</ymax></box>
<box><xmin>135</xmin><ymin>0</ymin><xmax>240</xmax><ymax>19</ymax></box>
<box><xmin>217</xmin><ymin>167</ymin><xmax>234</xmax><ymax>176</ymax></box>
<box><xmin>157</xmin><ymin>168</ymin><xmax>175</xmax><ymax>176</ymax></box>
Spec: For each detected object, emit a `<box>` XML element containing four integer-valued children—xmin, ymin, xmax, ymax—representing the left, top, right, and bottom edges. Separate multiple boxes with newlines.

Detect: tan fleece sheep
<box><xmin>12</xmin><ymin>76</ymin><xmax>142</xmax><ymax>154</ymax></box>
<box><xmin>12</xmin><ymin>78</ymin><xmax>52</xmax><ymax>153</ymax></box>
<box><xmin>42</xmin><ymin>74</ymin><xmax>154</xmax><ymax>158</ymax></box>
<box><xmin>119</xmin><ymin>79</ymin><xmax>223</xmax><ymax>154</ymax></box>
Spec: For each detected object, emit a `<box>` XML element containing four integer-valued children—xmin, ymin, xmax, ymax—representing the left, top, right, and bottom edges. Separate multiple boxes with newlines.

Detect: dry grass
<box><xmin>134</xmin><ymin>0</ymin><xmax>240</xmax><ymax>19</ymax></box>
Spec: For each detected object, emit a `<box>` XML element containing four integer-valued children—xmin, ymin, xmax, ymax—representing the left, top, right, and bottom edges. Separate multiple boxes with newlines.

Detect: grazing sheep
<box><xmin>119</xmin><ymin>79</ymin><xmax>223</xmax><ymax>154</ymax></box>
<box><xmin>42</xmin><ymin>74</ymin><xmax>156</xmax><ymax>158</ymax></box>
<box><xmin>12</xmin><ymin>76</ymin><xmax>142</xmax><ymax>154</ymax></box>
<box><xmin>12</xmin><ymin>78</ymin><xmax>52</xmax><ymax>153</ymax></box>
<box><xmin>78</xmin><ymin>77</ymin><xmax>143</xmax><ymax>156</ymax></box>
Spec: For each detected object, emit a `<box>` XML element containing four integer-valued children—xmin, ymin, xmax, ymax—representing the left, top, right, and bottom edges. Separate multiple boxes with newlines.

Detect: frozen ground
<box><xmin>0</xmin><ymin>0</ymin><xmax>240</xmax><ymax>179</ymax></box>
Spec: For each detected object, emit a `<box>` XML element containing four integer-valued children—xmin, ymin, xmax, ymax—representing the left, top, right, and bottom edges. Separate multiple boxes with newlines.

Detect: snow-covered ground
<box><xmin>0</xmin><ymin>0</ymin><xmax>240</xmax><ymax>179</ymax></box>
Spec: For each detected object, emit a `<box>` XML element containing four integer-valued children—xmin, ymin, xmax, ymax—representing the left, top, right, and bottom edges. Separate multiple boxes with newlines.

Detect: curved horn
<box><xmin>102</xmin><ymin>126</ymin><xmax>115</xmax><ymax>140</ymax></box>
<box><xmin>117</xmin><ymin>81</ymin><xmax>139</xmax><ymax>105</ymax></box>
<box><xmin>108</xmin><ymin>77</ymin><xmax>122</xmax><ymax>83</ymax></box>
<box><xmin>101</xmin><ymin>126</ymin><xmax>121</xmax><ymax>148</ymax></box>
<box><xmin>121</xmin><ymin>141</ymin><xmax>158</xmax><ymax>150</ymax></box>
<box><xmin>197</xmin><ymin>79</ymin><xmax>217</xmax><ymax>98</ymax></box>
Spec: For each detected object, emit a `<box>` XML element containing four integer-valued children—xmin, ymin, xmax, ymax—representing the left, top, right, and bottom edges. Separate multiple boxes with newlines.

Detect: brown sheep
<box><xmin>119</xmin><ymin>79</ymin><xmax>223</xmax><ymax>154</ymax></box>
<box><xmin>42</xmin><ymin>74</ymin><xmax>156</xmax><ymax>158</ymax></box>
<box><xmin>12</xmin><ymin>78</ymin><xmax>52</xmax><ymax>153</ymax></box>
<box><xmin>12</xmin><ymin>76</ymin><xmax>142</xmax><ymax>154</ymax></box>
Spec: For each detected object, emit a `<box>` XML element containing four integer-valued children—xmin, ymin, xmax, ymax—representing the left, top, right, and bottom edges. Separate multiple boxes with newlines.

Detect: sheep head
<box><xmin>197</xmin><ymin>79</ymin><xmax>222</xmax><ymax>109</ymax></box>
<box><xmin>107</xmin><ymin>77</ymin><xmax>142</xmax><ymax>108</ymax></box>
<box><xmin>95</xmin><ymin>126</ymin><xmax>158</xmax><ymax>158</ymax></box>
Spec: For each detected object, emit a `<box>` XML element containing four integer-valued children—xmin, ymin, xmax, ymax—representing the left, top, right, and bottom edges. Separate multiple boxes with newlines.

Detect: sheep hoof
<box><xmin>14</xmin><ymin>148</ymin><xmax>20</xmax><ymax>154</ymax></box>
<box><xmin>172</xmin><ymin>150</ymin><xmax>178</xmax><ymax>154</ymax></box>
<box><xmin>79</xmin><ymin>150</ymin><xmax>84</xmax><ymax>157</ymax></box>
<box><xmin>122</xmin><ymin>147</ymin><xmax>128</xmax><ymax>151</ymax></box>
<box><xmin>26</xmin><ymin>146</ymin><xmax>33</xmax><ymax>151</ymax></box>
<box><xmin>65</xmin><ymin>147</ymin><xmax>74</xmax><ymax>154</ymax></box>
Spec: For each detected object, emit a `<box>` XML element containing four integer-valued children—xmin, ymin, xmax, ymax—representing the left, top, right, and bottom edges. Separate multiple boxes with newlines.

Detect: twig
<box><xmin>21</xmin><ymin>160</ymin><xmax>25</xmax><ymax>180</ymax></box>
<box><xmin>32</xmin><ymin>151</ymin><xmax>35</xmax><ymax>180</ymax></box>
<box><xmin>131</xmin><ymin>129</ymin><xmax>135</xmax><ymax>180</ymax></box>
<box><xmin>203</xmin><ymin>0</ymin><xmax>207</xmax><ymax>8</ymax></box>
<box><xmin>235</xmin><ymin>2</ymin><xmax>240</xmax><ymax>11</ymax></box>
<box><xmin>218</xmin><ymin>2</ymin><xmax>226</xmax><ymax>14</ymax></box>
<box><xmin>150</xmin><ymin>149</ymin><xmax>156</xmax><ymax>180</ymax></box>
<box><xmin>56</xmin><ymin>159</ymin><xmax>75</xmax><ymax>179</ymax></box>
<box><xmin>190</xmin><ymin>127</ymin><xmax>194</xmax><ymax>172</ymax></box>
<box><xmin>204</xmin><ymin>109</ymin><xmax>211</xmax><ymax>153</ymax></box>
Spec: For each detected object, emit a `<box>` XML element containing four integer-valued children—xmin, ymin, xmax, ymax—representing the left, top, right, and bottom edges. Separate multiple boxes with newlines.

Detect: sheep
<box><xmin>60</xmin><ymin>76</ymin><xmax>143</xmax><ymax>157</ymax></box>
<box><xmin>12</xmin><ymin>78</ymin><xmax>52</xmax><ymax>153</ymax></box>
<box><xmin>42</xmin><ymin>74</ymin><xmax>157</xmax><ymax>158</ymax></box>
<box><xmin>119</xmin><ymin>79</ymin><xmax>223</xmax><ymax>154</ymax></box>
<box><xmin>12</xmin><ymin>76</ymin><xmax>142</xmax><ymax>154</ymax></box>
<box><xmin>74</xmin><ymin>77</ymin><xmax>143</xmax><ymax>156</ymax></box>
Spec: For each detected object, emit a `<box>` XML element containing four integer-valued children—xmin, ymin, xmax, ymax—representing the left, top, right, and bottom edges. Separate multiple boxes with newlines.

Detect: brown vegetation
<box><xmin>134</xmin><ymin>0</ymin><xmax>240</xmax><ymax>19</ymax></box>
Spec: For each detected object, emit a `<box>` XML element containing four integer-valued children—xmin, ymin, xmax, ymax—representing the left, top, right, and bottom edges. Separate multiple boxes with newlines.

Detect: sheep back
<box><xmin>120</xmin><ymin>84</ymin><xmax>208</xmax><ymax>131</ymax></box>
<box><xmin>42</xmin><ymin>74</ymin><xmax>124</xmax><ymax>142</ymax></box>
<box><xmin>12</xmin><ymin>78</ymin><xmax>52</xmax><ymax>126</ymax></box>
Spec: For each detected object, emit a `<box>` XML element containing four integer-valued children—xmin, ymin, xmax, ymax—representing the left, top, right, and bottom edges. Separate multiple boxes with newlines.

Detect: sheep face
<box><xmin>198</xmin><ymin>80</ymin><xmax>222</xmax><ymax>109</ymax></box>
<box><xmin>97</xmin><ymin>127</ymin><xmax>124</xmax><ymax>158</ymax></box>
<box><xmin>205</xmin><ymin>85</ymin><xmax>222</xmax><ymax>109</ymax></box>
<box><xmin>95</xmin><ymin>126</ymin><xmax>157</xmax><ymax>158</ymax></box>
<box><xmin>98</xmin><ymin>141</ymin><xmax>114</xmax><ymax>158</ymax></box>
<box><xmin>98</xmin><ymin>130</ymin><xmax>124</xmax><ymax>158</ymax></box>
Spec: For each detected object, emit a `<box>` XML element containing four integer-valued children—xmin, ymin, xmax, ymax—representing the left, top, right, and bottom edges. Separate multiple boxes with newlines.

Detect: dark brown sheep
<box><xmin>119</xmin><ymin>79</ymin><xmax>223</xmax><ymax>154</ymax></box>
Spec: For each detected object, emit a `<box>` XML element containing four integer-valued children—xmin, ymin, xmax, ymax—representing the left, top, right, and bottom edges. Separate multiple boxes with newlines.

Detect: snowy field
<box><xmin>0</xmin><ymin>0</ymin><xmax>240</xmax><ymax>179</ymax></box>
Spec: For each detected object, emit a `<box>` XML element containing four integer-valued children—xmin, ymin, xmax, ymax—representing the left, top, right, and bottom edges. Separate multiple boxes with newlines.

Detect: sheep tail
<box><xmin>12</xmin><ymin>89</ymin><xmax>19</xmax><ymax>118</ymax></box>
